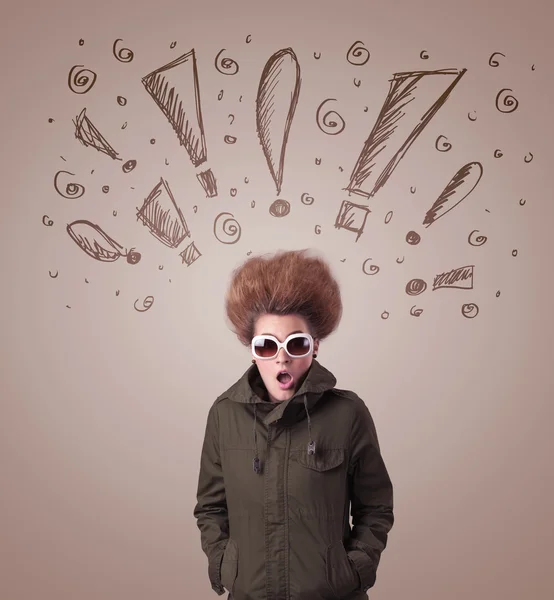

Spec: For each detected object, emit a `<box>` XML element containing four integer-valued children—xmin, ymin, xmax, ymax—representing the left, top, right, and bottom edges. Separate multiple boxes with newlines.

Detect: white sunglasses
<box><xmin>251</xmin><ymin>333</ymin><xmax>314</xmax><ymax>360</ymax></box>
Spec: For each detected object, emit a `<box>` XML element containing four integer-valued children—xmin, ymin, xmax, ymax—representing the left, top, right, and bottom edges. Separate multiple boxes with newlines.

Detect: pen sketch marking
<box><xmin>410</xmin><ymin>186</ymin><xmax>416</xmax><ymax>194</ymax></box>
<box><xmin>215</xmin><ymin>49</ymin><xmax>239</xmax><ymax>75</ymax></box>
<box><xmin>316</xmin><ymin>99</ymin><xmax>346</xmax><ymax>135</ymax></box>
<box><xmin>314</xmin><ymin>52</ymin><xmax>321</xmax><ymax>59</ymax></box>
<box><xmin>519</xmin><ymin>198</ymin><xmax>526</xmax><ymax>206</ymax></box>
<box><xmin>170</xmin><ymin>41</ymin><xmax>177</xmax><ymax>49</ymax></box>
<box><xmin>122</xmin><ymin>159</ymin><xmax>137</xmax><ymax>173</ymax></box>
<box><xmin>362</xmin><ymin>259</ymin><xmax>380</xmax><ymax>275</ymax></box>
<box><xmin>423</xmin><ymin>162</ymin><xmax>483</xmax><ymax>227</ymax></box>
<box><xmin>68</xmin><ymin>65</ymin><xmax>97</xmax><ymax>94</ymax></box>
<box><xmin>315</xmin><ymin>158</ymin><xmax>321</xmax><ymax>165</ymax></box>
<box><xmin>436</xmin><ymin>135</ymin><xmax>452</xmax><ymax>152</ymax></box>
<box><xmin>396</xmin><ymin>256</ymin><xmax>404</xmax><ymax>264</ymax></box>
<box><xmin>384</xmin><ymin>211</ymin><xmax>393</xmax><ymax>224</ymax></box>
<box><xmin>246</xmin><ymin>34</ymin><xmax>252</xmax><ymax>44</ymax></box>
<box><xmin>410</xmin><ymin>305</ymin><xmax>423</xmax><ymax>317</ymax></box>
<box><xmin>230</xmin><ymin>188</ymin><xmax>237</xmax><ymax>197</ymax></box>
<box><xmin>179</xmin><ymin>241</ymin><xmax>202</xmax><ymax>266</ymax></box>
<box><xmin>142</xmin><ymin>49</ymin><xmax>217</xmax><ymax>197</ymax></box>
<box><xmin>468</xmin><ymin>230</ymin><xmax>487</xmax><ymax>246</ymax></box>
<box><xmin>134</xmin><ymin>296</ymin><xmax>154</xmax><ymax>312</ymax></box>
<box><xmin>269</xmin><ymin>199</ymin><xmax>291</xmax><ymax>217</ymax></box>
<box><xmin>461</xmin><ymin>303</ymin><xmax>479</xmax><ymax>318</ymax></box>
<box><xmin>406</xmin><ymin>279</ymin><xmax>427</xmax><ymax>296</ymax></box>
<box><xmin>136</xmin><ymin>177</ymin><xmax>190</xmax><ymax>248</ymax></box>
<box><xmin>345</xmin><ymin>68</ymin><xmax>467</xmax><ymax>199</ymax></box>
<box><xmin>213</xmin><ymin>212</ymin><xmax>241</xmax><ymax>244</ymax></box>
<box><xmin>67</xmin><ymin>220</ymin><xmax>141</xmax><ymax>264</ymax></box>
<box><xmin>489</xmin><ymin>52</ymin><xmax>505</xmax><ymax>67</ymax></box>
<box><xmin>512</xmin><ymin>249</ymin><xmax>518</xmax><ymax>257</ymax></box>
<box><xmin>420</xmin><ymin>51</ymin><xmax>430</xmax><ymax>59</ymax></box>
<box><xmin>113</xmin><ymin>39</ymin><xmax>134</xmax><ymax>63</ymax></box>
<box><xmin>524</xmin><ymin>152</ymin><xmax>533</xmax><ymax>163</ymax></box>
<box><xmin>381</xmin><ymin>311</ymin><xmax>389</xmax><ymax>320</ymax></box>
<box><xmin>334</xmin><ymin>200</ymin><xmax>370</xmax><ymax>242</ymax></box>
<box><xmin>346</xmin><ymin>41</ymin><xmax>370</xmax><ymax>65</ymax></box>
<box><xmin>74</xmin><ymin>108</ymin><xmax>121</xmax><ymax>160</ymax></box>
<box><xmin>117</xmin><ymin>96</ymin><xmax>127</xmax><ymax>106</ymax></box>
<box><xmin>468</xmin><ymin>111</ymin><xmax>477</xmax><ymax>121</ymax></box>
<box><xmin>79</xmin><ymin>39</ymin><xmax>84</xmax><ymax>46</ymax></box>
<box><xmin>494</xmin><ymin>149</ymin><xmax>503</xmax><ymax>158</ymax></box>
<box><xmin>496</xmin><ymin>88</ymin><xmax>519</xmax><ymax>113</ymax></box>
<box><xmin>48</xmin><ymin>118</ymin><xmax>54</xmax><ymax>123</ymax></box>
<box><xmin>54</xmin><ymin>170</ymin><xmax>85</xmax><ymax>199</ymax></box>
<box><xmin>406</xmin><ymin>231</ymin><xmax>421</xmax><ymax>245</ymax></box>
<box><xmin>42</xmin><ymin>215</ymin><xmax>54</xmax><ymax>226</ymax></box>
<box><xmin>314</xmin><ymin>225</ymin><xmax>321</xmax><ymax>234</ymax></box>
<box><xmin>353</xmin><ymin>78</ymin><xmax>361</xmax><ymax>88</ymax></box>
<box><xmin>433</xmin><ymin>265</ymin><xmax>474</xmax><ymax>290</ymax></box>
<box><xmin>224</xmin><ymin>135</ymin><xmax>237</xmax><ymax>144</ymax></box>
<box><xmin>496</xmin><ymin>290</ymin><xmax>501</xmax><ymax>297</ymax></box>
<box><xmin>256</xmin><ymin>48</ymin><xmax>301</xmax><ymax>195</ymax></box>
<box><xmin>49</xmin><ymin>270</ymin><xmax>58</xmax><ymax>278</ymax></box>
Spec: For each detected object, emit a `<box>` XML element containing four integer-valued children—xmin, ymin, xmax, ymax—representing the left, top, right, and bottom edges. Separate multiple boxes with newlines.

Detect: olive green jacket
<box><xmin>194</xmin><ymin>359</ymin><xmax>394</xmax><ymax>600</ymax></box>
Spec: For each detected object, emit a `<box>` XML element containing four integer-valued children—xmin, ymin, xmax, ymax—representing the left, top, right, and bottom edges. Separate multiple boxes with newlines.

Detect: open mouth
<box><xmin>276</xmin><ymin>370</ymin><xmax>295</xmax><ymax>390</ymax></box>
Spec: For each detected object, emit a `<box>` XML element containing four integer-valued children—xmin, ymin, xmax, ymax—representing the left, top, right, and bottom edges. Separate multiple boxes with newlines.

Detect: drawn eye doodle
<box><xmin>54</xmin><ymin>170</ymin><xmax>85</xmax><ymax>199</ymax></box>
<box><xmin>346</xmin><ymin>41</ymin><xmax>370</xmax><ymax>65</ymax></box>
<box><xmin>488</xmin><ymin>52</ymin><xmax>505</xmax><ymax>67</ymax></box>
<box><xmin>410</xmin><ymin>305</ymin><xmax>423</xmax><ymax>317</ymax></box>
<box><xmin>435</xmin><ymin>135</ymin><xmax>452</xmax><ymax>152</ymax></box>
<box><xmin>461</xmin><ymin>303</ymin><xmax>479</xmax><ymax>318</ymax></box>
<box><xmin>406</xmin><ymin>279</ymin><xmax>427</xmax><ymax>296</ymax></box>
<box><xmin>213</xmin><ymin>212</ymin><xmax>241</xmax><ymax>244</ymax></box>
<box><xmin>269</xmin><ymin>199</ymin><xmax>290</xmax><ymax>217</ymax></box>
<box><xmin>316</xmin><ymin>99</ymin><xmax>346</xmax><ymax>135</ymax></box>
<box><xmin>134</xmin><ymin>296</ymin><xmax>154</xmax><ymax>312</ymax></box>
<box><xmin>122</xmin><ymin>159</ymin><xmax>137</xmax><ymax>173</ymax></box>
<box><xmin>224</xmin><ymin>135</ymin><xmax>237</xmax><ymax>144</ymax></box>
<box><xmin>468</xmin><ymin>230</ymin><xmax>487</xmax><ymax>246</ymax></box>
<box><xmin>113</xmin><ymin>39</ymin><xmax>134</xmax><ymax>63</ymax></box>
<box><xmin>68</xmin><ymin>65</ymin><xmax>97</xmax><ymax>94</ymax></box>
<box><xmin>406</xmin><ymin>231</ymin><xmax>421</xmax><ymax>245</ymax></box>
<box><xmin>301</xmin><ymin>193</ymin><xmax>314</xmax><ymax>205</ymax></box>
<box><xmin>215</xmin><ymin>49</ymin><xmax>239</xmax><ymax>75</ymax></box>
<box><xmin>496</xmin><ymin>88</ymin><xmax>519</xmax><ymax>113</ymax></box>
<box><xmin>362</xmin><ymin>259</ymin><xmax>380</xmax><ymax>275</ymax></box>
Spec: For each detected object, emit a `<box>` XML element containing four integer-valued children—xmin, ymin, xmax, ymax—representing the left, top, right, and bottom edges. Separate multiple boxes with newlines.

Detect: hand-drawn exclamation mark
<box><xmin>256</xmin><ymin>48</ymin><xmax>301</xmax><ymax>216</ymax></box>
<box><xmin>142</xmin><ymin>49</ymin><xmax>217</xmax><ymax>197</ymax></box>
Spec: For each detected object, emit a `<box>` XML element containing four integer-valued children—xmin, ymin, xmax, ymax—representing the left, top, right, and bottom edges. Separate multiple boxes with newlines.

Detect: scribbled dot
<box><xmin>468</xmin><ymin>230</ymin><xmax>487</xmax><ymax>246</ymax></box>
<box><xmin>269</xmin><ymin>199</ymin><xmax>290</xmax><ymax>217</ymax></box>
<box><xmin>381</xmin><ymin>311</ymin><xmax>389</xmax><ymax>320</ymax></box>
<box><xmin>494</xmin><ymin>149</ymin><xmax>503</xmax><ymax>158</ymax></box>
<box><xmin>134</xmin><ymin>296</ymin><xmax>154</xmax><ymax>312</ymax></box>
<box><xmin>230</xmin><ymin>188</ymin><xmax>237</xmax><ymax>197</ymax></box>
<box><xmin>150</xmin><ymin>138</ymin><xmax>156</xmax><ymax>144</ymax></box>
<box><xmin>170</xmin><ymin>41</ymin><xmax>177</xmax><ymax>49</ymax></box>
<box><xmin>315</xmin><ymin>224</ymin><xmax>321</xmax><ymax>234</ymax></box>
<box><xmin>54</xmin><ymin>170</ymin><xmax>85</xmax><ymax>199</ymax></box>
<box><xmin>79</xmin><ymin>39</ymin><xmax>84</xmax><ymax>46</ymax></box>
<box><xmin>301</xmin><ymin>193</ymin><xmax>314</xmax><ymax>205</ymax></box>
<box><xmin>461</xmin><ymin>303</ymin><xmax>479</xmax><ymax>318</ymax></box>
<box><xmin>435</xmin><ymin>135</ymin><xmax>452</xmax><ymax>152</ymax></box>
<box><xmin>406</xmin><ymin>279</ymin><xmax>427</xmax><ymax>296</ymax></box>
<box><xmin>420</xmin><ymin>50</ymin><xmax>429</xmax><ymax>59</ymax></box>
<box><xmin>122</xmin><ymin>159</ymin><xmax>137</xmax><ymax>173</ymax></box>
<box><xmin>496</xmin><ymin>290</ymin><xmax>501</xmax><ymax>297</ymax></box>
<box><xmin>488</xmin><ymin>52</ymin><xmax>505</xmax><ymax>67</ymax></box>
<box><xmin>48</xmin><ymin>118</ymin><xmax>54</xmax><ymax>123</ymax></box>
<box><xmin>215</xmin><ymin>49</ymin><xmax>239</xmax><ymax>75</ymax></box>
<box><xmin>218</xmin><ymin>89</ymin><xmax>224</xmax><ymax>101</ymax></box>
<box><xmin>410</xmin><ymin>305</ymin><xmax>423</xmax><ymax>317</ymax></box>
<box><xmin>346</xmin><ymin>41</ymin><xmax>370</xmax><ymax>65</ymax></box>
<box><xmin>512</xmin><ymin>249</ymin><xmax>518</xmax><ymax>257</ymax></box>
<box><xmin>68</xmin><ymin>65</ymin><xmax>97</xmax><ymax>94</ymax></box>
<box><xmin>496</xmin><ymin>88</ymin><xmax>519</xmax><ymax>113</ymax></box>
<box><xmin>406</xmin><ymin>231</ymin><xmax>421</xmax><ymax>245</ymax></box>
<box><xmin>214</xmin><ymin>212</ymin><xmax>241</xmax><ymax>244</ymax></box>
<box><xmin>102</xmin><ymin>185</ymin><xmax>110</xmax><ymax>194</ymax></box>
<box><xmin>362</xmin><ymin>259</ymin><xmax>379</xmax><ymax>275</ymax></box>
<box><xmin>316</xmin><ymin>99</ymin><xmax>346</xmax><ymax>135</ymax></box>
<box><xmin>519</xmin><ymin>198</ymin><xmax>526</xmax><ymax>206</ymax></box>
<box><xmin>224</xmin><ymin>135</ymin><xmax>237</xmax><ymax>144</ymax></box>
<box><xmin>113</xmin><ymin>38</ymin><xmax>134</xmax><ymax>63</ymax></box>
<box><xmin>384</xmin><ymin>211</ymin><xmax>393</xmax><ymax>224</ymax></box>
<box><xmin>524</xmin><ymin>152</ymin><xmax>533</xmax><ymax>163</ymax></box>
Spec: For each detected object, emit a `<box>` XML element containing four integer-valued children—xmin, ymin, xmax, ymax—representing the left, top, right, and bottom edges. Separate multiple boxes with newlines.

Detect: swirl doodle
<box><xmin>224</xmin><ymin>135</ymin><xmax>237</xmax><ymax>144</ymax></box>
<box><xmin>406</xmin><ymin>278</ymin><xmax>427</xmax><ymax>296</ymax></box>
<box><xmin>494</xmin><ymin>149</ymin><xmax>503</xmax><ymax>158</ymax></box>
<box><xmin>68</xmin><ymin>65</ymin><xmax>97</xmax><ymax>94</ymax></box>
<box><xmin>384</xmin><ymin>211</ymin><xmax>393</xmax><ymax>224</ymax></box>
<box><xmin>316</xmin><ymin>99</ymin><xmax>346</xmax><ymax>135</ymax></box>
<box><xmin>269</xmin><ymin>199</ymin><xmax>290</xmax><ymax>217</ymax></box>
<box><xmin>406</xmin><ymin>231</ymin><xmax>421</xmax><ymax>245</ymax></box>
<box><xmin>435</xmin><ymin>135</ymin><xmax>452</xmax><ymax>152</ymax></box>
<box><xmin>489</xmin><ymin>52</ymin><xmax>505</xmax><ymax>67</ymax></box>
<box><xmin>122</xmin><ymin>159</ymin><xmax>137</xmax><ymax>173</ymax></box>
<box><xmin>101</xmin><ymin>185</ymin><xmax>109</xmax><ymax>193</ymax></box>
<box><xmin>468</xmin><ymin>111</ymin><xmax>477</xmax><ymax>121</ymax></box>
<box><xmin>362</xmin><ymin>259</ymin><xmax>380</xmax><ymax>275</ymax></box>
<box><xmin>301</xmin><ymin>193</ymin><xmax>314</xmax><ymax>205</ymax></box>
<box><xmin>315</xmin><ymin>225</ymin><xmax>321</xmax><ymax>234</ymax></box>
<box><xmin>496</xmin><ymin>88</ymin><xmax>519</xmax><ymax>113</ymax></box>
<box><xmin>524</xmin><ymin>152</ymin><xmax>533</xmax><ymax>163</ymax></box>
<box><xmin>54</xmin><ymin>170</ymin><xmax>85</xmax><ymax>199</ymax></box>
<box><xmin>49</xmin><ymin>270</ymin><xmax>58</xmax><ymax>278</ymax></box>
<box><xmin>468</xmin><ymin>230</ymin><xmax>487</xmax><ymax>246</ymax></box>
<box><xmin>134</xmin><ymin>296</ymin><xmax>154</xmax><ymax>313</ymax></box>
<box><xmin>461</xmin><ymin>303</ymin><xmax>479</xmax><ymax>319</ymax></box>
<box><xmin>215</xmin><ymin>49</ymin><xmax>239</xmax><ymax>75</ymax></box>
<box><xmin>117</xmin><ymin>95</ymin><xmax>127</xmax><ymax>106</ymax></box>
<box><xmin>159</xmin><ymin>265</ymin><xmax>164</xmax><ymax>270</ymax></box>
<box><xmin>420</xmin><ymin>50</ymin><xmax>429</xmax><ymax>60</ymax></box>
<box><xmin>381</xmin><ymin>311</ymin><xmax>389</xmax><ymax>320</ymax></box>
<box><xmin>213</xmin><ymin>212</ymin><xmax>241</xmax><ymax>244</ymax></box>
<box><xmin>42</xmin><ymin>215</ymin><xmax>54</xmax><ymax>227</ymax></box>
<box><xmin>410</xmin><ymin>305</ymin><xmax>423</xmax><ymax>317</ymax></box>
<box><xmin>346</xmin><ymin>41</ymin><xmax>370</xmax><ymax>65</ymax></box>
<box><xmin>113</xmin><ymin>39</ymin><xmax>134</xmax><ymax>63</ymax></box>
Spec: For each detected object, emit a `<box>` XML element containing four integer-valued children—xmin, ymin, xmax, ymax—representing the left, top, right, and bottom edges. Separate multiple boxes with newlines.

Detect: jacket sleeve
<box><xmin>193</xmin><ymin>402</ymin><xmax>229</xmax><ymax>595</ymax></box>
<box><xmin>346</xmin><ymin>397</ymin><xmax>394</xmax><ymax>592</ymax></box>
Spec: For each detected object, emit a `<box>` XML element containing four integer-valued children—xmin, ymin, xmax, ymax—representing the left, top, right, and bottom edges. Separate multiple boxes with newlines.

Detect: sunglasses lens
<box><xmin>253</xmin><ymin>338</ymin><xmax>278</xmax><ymax>358</ymax></box>
<box><xmin>287</xmin><ymin>335</ymin><xmax>310</xmax><ymax>356</ymax></box>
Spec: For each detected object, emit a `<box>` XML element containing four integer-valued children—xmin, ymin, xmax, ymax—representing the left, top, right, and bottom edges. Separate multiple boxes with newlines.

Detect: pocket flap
<box><xmin>298</xmin><ymin>447</ymin><xmax>344</xmax><ymax>471</ymax></box>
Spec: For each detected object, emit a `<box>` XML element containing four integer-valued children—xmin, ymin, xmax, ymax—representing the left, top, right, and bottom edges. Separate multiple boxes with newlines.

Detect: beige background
<box><xmin>1</xmin><ymin>0</ymin><xmax>553</xmax><ymax>598</ymax></box>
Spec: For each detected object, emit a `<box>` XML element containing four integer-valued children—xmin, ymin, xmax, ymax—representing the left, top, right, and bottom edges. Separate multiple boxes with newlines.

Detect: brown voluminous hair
<box><xmin>225</xmin><ymin>249</ymin><xmax>343</xmax><ymax>346</ymax></box>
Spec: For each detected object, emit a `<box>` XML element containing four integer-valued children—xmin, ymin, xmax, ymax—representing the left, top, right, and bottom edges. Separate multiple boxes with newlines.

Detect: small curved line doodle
<box><xmin>338</xmin><ymin>166</ymin><xmax>343</xmax><ymax>172</ymax></box>
<box><xmin>48</xmin><ymin>118</ymin><xmax>54</xmax><ymax>123</ymax></box>
<box><xmin>165</xmin><ymin>158</ymin><xmax>169</xmax><ymax>165</ymax></box>
<box><xmin>246</xmin><ymin>34</ymin><xmax>252</xmax><ymax>44</ymax></box>
<box><xmin>113</xmin><ymin>39</ymin><xmax>134</xmax><ymax>63</ymax></box>
<box><xmin>410</xmin><ymin>305</ymin><xmax>423</xmax><ymax>317</ymax></box>
<box><xmin>244</xmin><ymin>177</ymin><xmax>249</xmax><ymax>184</ymax></box>
<box><xmin>314</xmin><ymin>52</ymin><xmax>321</xmax><ymax>59</ymax></box>
<box><xmin>435</xmin><ymin>135</ymin><xmax>452</xmax><ymax>152</ymax></box>
<box><xmin>213</xmin><ymin>212</ymin><xmax>241</xmax><ymax>244</ymax></box>
<box><xmin>340</xmin><ymin>258</ymin><xmax>346</xmax><ymax>263</ymax></box>
<box><xmin>485</xmin><ymin>208</ymin><xmax>491</xmax><ymax>213</ymax></box>
<box><xmin>122</xmin><ymin>159</ymin><xmax>137</xmax><ymax>173</ymax></box>
<box><xmin>134</xmin><ymin>296</ymin><xmax>154</xmax><ymax>312</ymax></box>
<box><xmin>228</xmin><ymin>114</ymin><xmax>235</xmax><ymax>125</ymax></box>
<box><xmin>512</xmin><ymin>249</ymin><xmax>518</xmax><ymax>257</ymax></box>
<box><xmin>406</xmin><ymin>231</ymin><xmax>421</xmax><ymax>245</ymax></box>
<box><xmin>353</xmin><ymin>78</ymin><xmax>361</xmax><ymax>88</ymax></box>
<box><xmin>396</xmin><ymin>256</ymin><xmax>405</xmax><ymax>264</ymax></box>
<box><xmin>150</xmin><ymin>138</ymin><xmax>156</xmax><ymax>144</ymax></box>
<box><xmin>116</xmin><ymin>290</ymin><xmax>120</xmax><ymax>296</ymax></box>
<box><xmin>247</xmin><ymin>251</ymin><xmax>252</xmax><ymax>256</ymax></box>
<box><xmin>468</xmin><ymin>111</ymin><xmax>477</xmax><ymax>121</ymax></box>
<box><xmin>68</xmin><ymin>65</ymin><xmax>97</xmax><ymax>94</ymax></box>
<box><xmin>49</xmin><ymin>270</ymin><xmax>58</xmax><ymax>278</ymax></box>
<box><xmin>316</xmin><ymin>99</ymin><xmax>346</xmax><ymax>135</ymax></box>
<box><xmin>496</xmin><ymin>88</ymin><xmax>519</xmax><ymax>113</ymax></box>
<box><xmin>346</xmin><ymin>41</ymin><xmax>370</xmax><ymax>65</ymax></box>
<box><xmin>494</xmin><ymin>149</ymin><xmax>503</xmax><ymax>158</ymax></box>
<box><xmin>215</xmin><ymin>49</ymin><xmax>239</xmax><ymax>75</ymax></box>
<box><xmin>531</xmin><ymin>64</ymin><xmax>535</xmax><ymax>71</ymax></box>
<box><xmin>384</xmin><ymin>211</ymin><xmax>393</xmax><ymax>224</ymax></box>
<box><xmin>269</xmin><ymin>199</ymin><xmax>290</xmax><ymax>217</ymax></box>
<box><xmin>230</xmin><ymin>188</ymin><xmax>237</xmax><ymax>197</ymax></box>
<box><xmin>315</xmin><ymin>158</ymin><xmax>321</xmax><ymax>165</ymax></box>
<box><xmin>224</xmin><ymin>135</ymin><xmax>237</xmax><ymax>144</ymax></box>
<box><xmin>239</xmin><ymin>95</ymin><xmax>243</xmax><ymax>102</ymax></box>
<box><xmin>496</xmin><ymin>290</ymin><xmax>501</xmax><ymax>297</ymax></box>
<box><xmin>117</xmin><ymin>96</ymin><xmax>127</xmax><ymax>106</ymax></box>
<box><xmin>79</xmin><ymin>39</ymin><xmax>84</xmax><ymax>46</ymax></box>
<box><xmin>42</xmin><ymin>215</ymin><xmax>54</xmax><ymax>226</ymax></box>
<box><xmin>193</xmin><ymin>205</ymin><xmax>198</xmax><ymax>212</ymax></box>
<box><xmin>113</xmin><ymin>210</ymin><xmax>117</xmax><ymax>216</ymax></box>
<box><xmin>410</xmin><ymin>186</ymin><xmax>416</xmax><ymax>194</ymax></box>
<box><xmin>218</xmin><ymin>90</ymin><xmax>224</xmax><ymax>100</ymax></box>
<box><xmin>251</xmin><ymin>200</ymin><xmax>255</xmax><ymax>208</ymax></box>
<box><xmin>301</xmin><ymin>193</ymin><xmax>314</xmax><ymax>205</ymax></box>
<box><xmin>54</xmin><ymin>170</ymin><xmax>85</xmax><ymax>199</ymax></box>
<box><xmin>519</xmin><ymin>198</ymin><xmax>526</xmax><ymax>206</ymax></box>
<box><xmin>121</xmin><ymin>122</ymin><xmax>128</xmax><ymax>129</ymax></box>
<box><xmin>315</xmin><ymin>224</ymin><xmax>321</xmax><ymax>234</ymax></box>
<box><xmin>406</xmin><ymin>278</ymin><xmax>427</xmax><ymax>296</ymax></box>
<box><xmin>524</xmin><ymin>152</ymin><xmax>533</xmax><ymax>163</ymax></box>
<box><xmin>170</xmin><ymin>41</ymin><xmax>177</xmax><ymax>49</ymax></box>
<box><xmin>461</xmin><ymin>303</ymin><xmax>479</xmax><ymax>318</ymax></box>
<box><xmin>489</xmin><ymin>52</ymin><xmax>505</xmax><ymax>67</ymax></box>
<box><xmin>85</xmin><ymin>278</ymin><xmax>89</xmax><ymax>283</ymax></box>
<box><xmin>362</xmin><ymin>258</ymin><xmax>380</xmax><ymax>275</ymax></box>
<box><xmin>420</xmin><ymin>50</ymin><xmax>429</xmax><ymax>60</ymax></box>
<box><xmin>159</xmin><ymin>265</ymin><xmax>164</xmax><ymax>270</ymax></box>
<box><xmin>468</xmin><ymin>230</ymin><xmax>487</xmax><ymax>246</ymax></box>
<box><xmin>381</xmin><ymin>311</ymin><xmax>389</xmax><ymax>320</ymax></box>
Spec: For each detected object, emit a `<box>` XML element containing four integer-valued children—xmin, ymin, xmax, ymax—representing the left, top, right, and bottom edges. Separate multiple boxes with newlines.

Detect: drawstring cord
<box><xmin>253</xmin><ymin>404</ymin><xmax>261</xmax><ymax>473</ymax></box>
<box><xmin>304</xmin><ymin>395</ymin><xmax>316</xmax><ymax>455</ymax></box>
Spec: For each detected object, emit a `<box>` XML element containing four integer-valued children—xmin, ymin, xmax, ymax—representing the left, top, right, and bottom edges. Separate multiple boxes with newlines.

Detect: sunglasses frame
<box><xmin>251</xmin><ymin>332</ymin><xmax>314</xmax><ymax>360</ymax></box>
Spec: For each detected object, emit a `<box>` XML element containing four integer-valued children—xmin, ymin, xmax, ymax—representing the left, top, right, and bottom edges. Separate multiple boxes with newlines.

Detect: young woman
<box><xmin>194</xmin><ymin>249</ymin><xmax>394</xmax><ymax>600</ymax></box>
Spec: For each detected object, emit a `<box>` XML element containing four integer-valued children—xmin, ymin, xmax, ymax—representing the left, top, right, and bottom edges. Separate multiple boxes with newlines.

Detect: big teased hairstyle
<box><xmin>225</xmin><ymin>249</ymin><xmax>343</xmax><ymax>346</ymax></box>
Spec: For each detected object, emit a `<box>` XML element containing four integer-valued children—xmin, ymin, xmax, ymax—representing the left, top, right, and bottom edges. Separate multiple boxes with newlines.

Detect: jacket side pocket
<box><xmin>220</xmin><ymin>538</ymin><xmax>239</xmax><ymax>594</ymax></box>
<box><xmin>326</xmin><ymin>539</ymin><xmax>359</xmax><ymax>598</ymax></box>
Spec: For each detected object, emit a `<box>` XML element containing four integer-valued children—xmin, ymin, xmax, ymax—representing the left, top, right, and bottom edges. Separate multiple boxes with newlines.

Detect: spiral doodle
<box><xmin>224</xmin><ymin>135</ymin><xmax>237</xmax><ymax>144</ymax></box>
<box><xmin>468</xmin><ymin>230</ymin><xmax>487</xmax><ymax>246</ymax></box>
<box><xmin>495</xmin><ymin>88</ymin><xmax>519</xmax><ymax>113</ymax></box>
<box><xmin>54</xmin><ymin>170</ymin><xmax>85</xmax><ymax>199</ymax></box>
<box><xmin>406</xmin><ymin>231</ymin><xmax>421</xmax><ymax>245</ymax></box>
<box><xmin>461</xmin><ymin>303</ymin><xmax>479</xmax><ymax>318</ymax></box>
<box><xmin>113</xmin><ymin>39</ymin><xmax>134</xmax><ymax>63</ymax></box>
<box><xmin>134</xmin><ymin>296</ymin><xmax>154</xmax><ymax>312</ymax></box>
<box><xmin>159</xmin><ymin>265</ymin><xmax>164</xmax><ymax>270</ymax></box>
<box><xmin>406</xmin><ymin>278</ymin><xmax>427</xmax><ymax>296</ymax></box>
<box><xmin>213</xmin><ymin>212</ymin><xmax>241</xmax><ymax>244</ymax></box>
<box><xmin>42</xmin><ymin>215</ymin><xmax>54</xmax><ymax>226</ymax></box>
<box><xmin>316</xmin><ymin>99</ymin><xmax>346</xmax><ymax>135</ymax></box>
<box><xmin>102</xmin><ymin>185</ymin><xmax>109</xmax><ymax>193</ymax></box>
<box><xmin>381</xmin><ymin>311</ymin><xmax>389</xmax><ymax>320</ymax></box>
<box><xmin>68</xmin><ymin>65</ymin><xmax>97</xmax><ymax>94</ymax></box>
<box><xmin>488</xmin><ymin>52</ymin><xmax>505</xmax><ymax>67</ymax></box>
<box><xmin>301</xmin><ymin>193</ymin><xmax>314</xmax><ymax>205</ymax></box>
<box><xmin>494</xmin><ymin>149</ymin><xmax>503</xmax><ymax>158</ymax></box>
<box><xmin>215</xmin><ymin>49</ymin><xmax>239</xmax><ymax>75</ymax></box>
<box><xmin>346</xmin><ymin>41</ymin><xmax>370</xmax><ymax>65</ymax></box>
<box><xmin>362</xmin><ymin>259</ymin><xmax>380</xmax><ymax>275</ymax></box>
<box><xmin>117</xmin><ymin>95</ymin><xmax>127</xmax><ymax>106</ymax></box>
<box><xmin>410</xmin><ymin>306</ymin><xmax>423</xmax><ymax>317</ymax></box>
<box><xmin>524</xmin><ymin>152</ymin><xmax>533</xmax><ymax>163</ymax></box>
<box><xmin>384</xmin><ymin>211</ymin><xmax>393</xmax><ymax>224</ymax></box>
<box><xmin>435</xmin><ymin>135</ymin><xmax>452</xmax><ymax>152</ymax></box>
<box><xmin>269</xmin><ymin>199</ymin><xmax>290</xmax><ymax>217</ymax></box>
<box><xmin>122</xmin><ymin>159</ymin><xmax>137</xmax><ymax>173</ymax></box>
<box><xmin>420</xmin><ymin>50</ymin><xmax>429</xmax><ymax>60</ymax></box>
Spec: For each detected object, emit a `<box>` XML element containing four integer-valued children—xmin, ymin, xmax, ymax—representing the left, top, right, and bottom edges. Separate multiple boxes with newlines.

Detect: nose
<box><xmin>276</xmin><ymin>347</ymin><xmax>290</xmax><ymax>361</ymax></box>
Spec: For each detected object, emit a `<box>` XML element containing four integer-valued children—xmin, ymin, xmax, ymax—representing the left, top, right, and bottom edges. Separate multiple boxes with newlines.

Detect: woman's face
<box><xmin>252</xmin><ymin>313</ymin><xmax>319</xmax><ymax>403</ymax></box>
